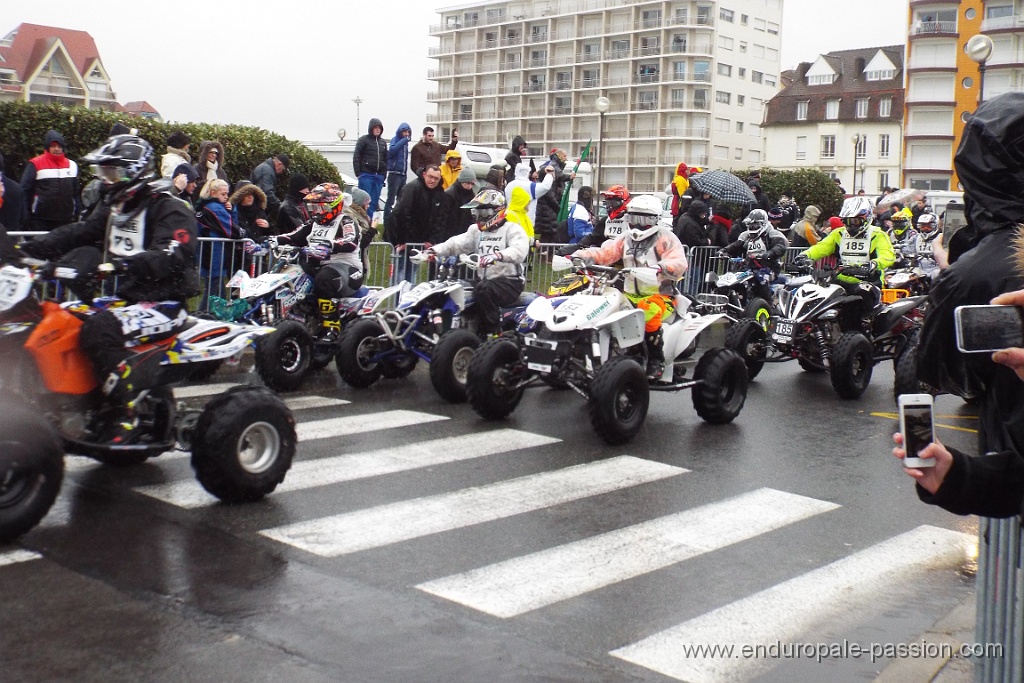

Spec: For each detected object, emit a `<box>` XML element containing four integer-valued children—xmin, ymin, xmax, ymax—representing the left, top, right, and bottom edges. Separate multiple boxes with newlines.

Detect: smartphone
<box><xmin>954</xmin><ymin>305</ymin><xmax>1024</xmax><ymax>353</ymax></box>
<box><xmin>898</xmin><ymin>393</ymin><xmax>936</xmax><ymax>468</ymax></box>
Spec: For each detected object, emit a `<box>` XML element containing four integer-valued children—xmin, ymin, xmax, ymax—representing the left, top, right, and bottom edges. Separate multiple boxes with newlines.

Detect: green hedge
<box><xmin>0</xmin><ymin>102</ymin><xmax>341</xmax><ymax>196</ymax></box>
<box><xmin>732</xmin><ymin>167</ymin><xmax>845</xmax><ymax>218</ymax></box>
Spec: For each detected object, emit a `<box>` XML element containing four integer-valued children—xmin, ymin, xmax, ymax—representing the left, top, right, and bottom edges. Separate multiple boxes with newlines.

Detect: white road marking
<box><xmin>282</xmin><ymin>395</ymin><xmax>350</xmax><ymax>411</ymax></box>
<box><xmin>172</xmin><ymin>383</ymin><xmax>242</xmax><ymax>399</ymax></box>
<box><xmin>0</xmin><ymin>549</ymin><xmax>42</xmax><ymax>567</ymax></box>
<box><xmin>133</xmin><ymin>429</ymin><xmax>561</xmax><ymax>509</ymax></box>
<box><xmin>260</xmin><ymin>456</ymin><xmax>686</xmax><ymax>557</ymax></box>
<box><xmin>609</xmin><ymin>525</ymin><xmax>977</xmax><ymax>683</ymax></box>
<box><xmin>298</xmin><ymin>410</ymin><xmax>448</xmax><ymax>441</ymax></box>
<box><xmin>417</xmin><ymin>488</ymin><xmax>839</xmax><ymax>617</ymax></box>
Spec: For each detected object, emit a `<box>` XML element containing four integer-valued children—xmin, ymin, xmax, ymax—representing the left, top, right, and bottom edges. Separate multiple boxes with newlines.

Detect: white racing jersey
<box><xmin>107</xmin><ymin>203</ymin><xmax>147</xmax><ymax>257</ymax></box>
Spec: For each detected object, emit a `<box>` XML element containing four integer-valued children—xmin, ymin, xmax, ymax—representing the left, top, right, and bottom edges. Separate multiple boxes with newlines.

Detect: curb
<box><xmin>873</xmin><ymin>594</ymin><xmax>975</xmax><ymax>683</ymax></box>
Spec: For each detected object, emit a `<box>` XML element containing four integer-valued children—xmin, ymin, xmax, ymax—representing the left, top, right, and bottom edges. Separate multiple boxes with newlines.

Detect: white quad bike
<box><xmin>0</xmin><ymin>258</ymin><xmax>296</xmax><ymax>543</ymax></box>
<box><xmin>466</xmin><ymin>256</ymin><xmax>748</xmax><ymax>445</ymax></box>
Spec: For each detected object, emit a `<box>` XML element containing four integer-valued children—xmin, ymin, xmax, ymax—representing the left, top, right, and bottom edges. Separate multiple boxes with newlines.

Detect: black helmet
<box><xmin>82</xmin><ymin>134</ymin><xmax>155</xmax><ymax>202</ymax></box>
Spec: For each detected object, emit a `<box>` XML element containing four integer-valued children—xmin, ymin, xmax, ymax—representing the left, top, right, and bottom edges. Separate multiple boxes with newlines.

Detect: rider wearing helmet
<box><xmin>557</xmin><ymin>184</ymin><xmax>631</xmax><ymax>254</ymax></box>
<box><xmin>719</xmin><ymin>208</ymin><xmax>790</xmax><ymax>302</ymax></box>
<box><xmin>886</xmin><ymin>207</ymin><xmax>919</xmax><ymax>262</ymax></box>
<box><xmin>426</xmin><ymin>188</ymin><xmax>530</xmax><ymax>334</ymax></box>
<box><xmin>911</xmin><ymin>212</ymin><xmax>942</xmax><ymax>281</ymax></box>
<box><xmin>18</xmin><ymin>134</ymin><xmax>199</xmax><ymax>444</ymax></box>
<box><xmin>798</xmin><ymin>195</ymin><xmax>896</xmax><ymax>327</ymax></box>
<box><xmin>276</xmin><ymin>182</ymin><xmax>366</xmax><ymax>340</ymax></box>
<box><xmin>571</xmin><ymin>194</ymin><xmax>688</xmax><ymax>380</ymax></box>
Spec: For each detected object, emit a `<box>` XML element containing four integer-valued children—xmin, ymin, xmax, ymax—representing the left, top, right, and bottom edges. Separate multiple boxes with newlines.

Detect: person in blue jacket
<box><xmin>384</xmin><ymin>122</ymin><xmax>412</xmax><ymax>225</ymax></box>
<box><xmin>566</xmin><ymin>186</ymin><xmax>594</xmax><ymax>244</ymax></box>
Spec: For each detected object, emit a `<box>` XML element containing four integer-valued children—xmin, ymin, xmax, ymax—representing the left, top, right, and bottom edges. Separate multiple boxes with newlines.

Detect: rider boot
<box><xmin>645</xmin><ymin>329</ymin><xmax>665</xmax><ymax>381</ymax></box>
<box><xmin>318</xmin><ymin>298</ymin><xmax>342</xmax><ymax>343</ymax></box>
<box><xmin>100</xmin><ymin>359</ymin><xmax>141</xmax><ymax>445</ymax></box>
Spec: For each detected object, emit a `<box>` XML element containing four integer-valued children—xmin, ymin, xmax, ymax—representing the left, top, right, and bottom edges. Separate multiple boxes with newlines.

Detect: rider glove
<box><xmin>479</xmin><ymin>252</ymin><xmax>502</xmax><ymax>268</ymax></box>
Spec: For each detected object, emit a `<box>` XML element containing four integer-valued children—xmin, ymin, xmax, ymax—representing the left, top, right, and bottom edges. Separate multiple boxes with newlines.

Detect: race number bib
<box><xmin>111</xmin><ymin>304</ymin><xmax>175</xmax><ymax>335</ymax></box>
<box><xmin>308</xmin><ymin>223</ymin><xmax>338</xmax><ymax>249</ymax></box>
<box><xmin>0</xmin><ymin>266</ymin><xmax>34</xmax><ymax>311</ymax></box>
<box><xmin>478</xmin><ymin>232</ymin><xmax>505</xmax><ymax>256</ymax></box>
<box><xmin>108</xmin><ymin>206</ymin><xmax>147</xmax><ymax>257</ymax></box>
<box><xmin>840</xmin><ymin>236</ymin><xmax>871</xmax><ymax>265</ymax></box>
<box><xmin>604</xmin><ymin>219</ymin><xmax>627</xmax><ymax>238</ymax></box>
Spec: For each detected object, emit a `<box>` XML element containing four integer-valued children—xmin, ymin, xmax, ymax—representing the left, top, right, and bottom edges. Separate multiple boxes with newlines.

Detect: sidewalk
<box><xmin>873</xmin><ymin>592</ymin><xmax>976</xmax><ymax>683</ymax></box>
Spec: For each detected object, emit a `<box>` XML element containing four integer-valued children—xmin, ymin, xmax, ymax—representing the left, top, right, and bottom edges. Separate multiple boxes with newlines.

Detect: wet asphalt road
<box><xmin>0</xmin><ymin>349</ymin><xmax>979</xmax><ymax>683</ymax></box>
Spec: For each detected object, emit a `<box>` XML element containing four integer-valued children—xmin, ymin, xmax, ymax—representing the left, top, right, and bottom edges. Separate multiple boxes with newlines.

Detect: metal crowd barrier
<box><xmin>976</xmin><ymin>516</ymin><xmax>1023</xmax><ymax>682</ymax></box>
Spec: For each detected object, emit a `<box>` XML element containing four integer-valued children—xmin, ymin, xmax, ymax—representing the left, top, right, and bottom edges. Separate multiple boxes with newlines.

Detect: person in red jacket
<box><xmin>20</xmin><ymin>129</ymin><xmax>80</xmax><ymax>231</ymax></box>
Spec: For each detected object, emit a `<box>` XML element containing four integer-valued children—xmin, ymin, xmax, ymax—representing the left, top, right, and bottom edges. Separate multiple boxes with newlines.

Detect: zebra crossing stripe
<box><xmin>0</xmin><ymin>549</ymin><xmax>42</xmax><ymax>567</ymax></box>
<box><xmin>173</xmin><ymin>383</ymin><xmax>241</xmax><ymax>399</ymax></box>
<box><xmin>133</xmin><ymin>429</ymin><xmax>561</xmax><ymax>509</ymax></box>
<box><xmin>260</xmin><ymin>456</ymin><xmax>686</xmax><ymax>557</ymax></box>
<box><xmin>609</xmin><ymin>525</ymin><xmax>976</xmax><ymax>683</ymax></box>
<box><xmin>298</xmin><ymin>410</ymin><xmax>448</xmax><ymax>441</ymax></box>
<box><xmin>282</xmin><ymin>396</ymin><xmax>350</xmax><ymax>411</ymax></box>
<box><xmin>416</xmin><ymin>488</ymin><xmax>839</xmax><ymax>618</ymax></box>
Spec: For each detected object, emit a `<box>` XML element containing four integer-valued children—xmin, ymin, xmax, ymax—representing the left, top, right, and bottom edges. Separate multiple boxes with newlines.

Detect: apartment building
<box><xmin>428</xmin><ymin>0</ymin><xmax>782</xmax><ymax>192</ymax></box>
<box><xmin>0</xmin><ymin>23</ymin><xmax>118</xmax><ymax>111</ymax></box>
<box><xmin>762</xmin><ymin>46</ymin><xmax>905</xmax><ymax>194</ymax></box>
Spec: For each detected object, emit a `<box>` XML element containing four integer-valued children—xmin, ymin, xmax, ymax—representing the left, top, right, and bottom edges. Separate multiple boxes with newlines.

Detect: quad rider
<box><xmin>796</xmin><ymin>196</ymin><xmax>896</xmax><ymax>329</ymax></box>
<box><xmin>886</xmin><ymin>207</ymin><xmax>920</xmax><ymax>265</ymax></box>
<box><xmin>556</xmin><ymin>184</ymin><xmax>631</xmax><ymax>255</ymax></box>
<box><xmin>909</xmin><ymin>212</ymin><xmax>942</xmax><ymax>283</ymax></box>
<box><xmin>425</xmin><ymin>188</ymin><xmax>530</xmax><ymax>335</ymax></box>
<box><xmin>274</xmin><ymin>183</ymin><xmax>367</xmax><ymax>341</ymax></box>
<box><xmin>17</xmin><ymin>134</ymin><xmax>199</xmax><ymax>444</ymax></box>
<box><xmin>570</xmin><ymin>194</ymin><xmax>688</xmax><ymax>381</ymax></box>
<box><xmin>718</xmin><ymin>208</ymin><xmax>789</xmax><ymax>304</ymax></box>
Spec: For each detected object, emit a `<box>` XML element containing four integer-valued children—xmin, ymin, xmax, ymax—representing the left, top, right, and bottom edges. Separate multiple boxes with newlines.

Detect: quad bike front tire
<box><xmin>191</xmin><ymin>386</ymin><xmax>295</xmax><ymax>503</ymax></box>
<box><xmin>743</xmin><ymin>297</ymin><xmax>773</xmax><ymax>331</ymax></box>
<box><xmin>467</xmin><ymin>338</ymin><xmax>526</xmax><ymax>420</ymax></box>
<box><xmin>0</xmin><ymin>405</ymin><xmax>64</xmax><ymax>543</ymax></box>
<box><xmin>588</xmin><ymin>356</ymin><xmax>650</xmax><ymax>445</ymax></box>
<box><xmin>430</xmin><ymin>329</ymin><xmax>480</xmax><ymax>403</ymax></box>
<box><xmin>724</xmin><ymin>318</ymin><xmax>766</xmax><ymax>380</ymax></box>
<box><xmin>255</xmin><ymin>320</ymin><xmax>313</xmax><ymax>392</ymax></box>
<box><xmin>336</xmin><ymin>319</ymin><xmax>387</xmax><ymax>389</ymax></box>
<box><xmin>830</xmin><ymin>332</ymin><xmax>875</xmax><ymax>400</ymax></box>
<box><xmin>692</xmin><ymin>348</ymin><xmax>748</xmax><ymax>424</ymax></box>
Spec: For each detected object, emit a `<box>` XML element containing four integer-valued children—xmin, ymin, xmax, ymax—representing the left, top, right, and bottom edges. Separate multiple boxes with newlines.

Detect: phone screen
<box><xmin>957</xmin><ymin>305</ymin><xmax>1024</xmax><ymax>352</ymax></box>
<box><xmin>903</xmin><ymin>403</ymin><xmax>934</xmax><ymax>459</ymax></box>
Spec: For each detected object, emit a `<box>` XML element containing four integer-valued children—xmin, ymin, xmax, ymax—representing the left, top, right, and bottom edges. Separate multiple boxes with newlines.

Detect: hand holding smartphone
<box><xmin>955</xmin><ymin>305</ymin><xmax>1024</xmax><ymax>353</ymax></box>
<box><xmin>898</xmin><ymin>393</ymin><xmax>936</xmax><ymax>468</ymax></box>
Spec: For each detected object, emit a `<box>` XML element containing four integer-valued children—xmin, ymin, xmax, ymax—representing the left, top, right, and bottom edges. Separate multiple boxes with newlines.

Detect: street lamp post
<box><xmin>352</xmin><ymin>96</ymin><xmax>364</xmax><ymax>133</ymax></box>
<box><xmin>595</xmin><ymin>96</ymin><xmax>610</xmax><ymax>193</ymax></box>
<box><xmin>850</xmin><ymin>133</ymin><xmax>863</xmax><ymax>193</ymax></box>
<box><xmin>966</xmin><ymin>34</ymin><xmax>994</xmax><ymax>107</ymax></box>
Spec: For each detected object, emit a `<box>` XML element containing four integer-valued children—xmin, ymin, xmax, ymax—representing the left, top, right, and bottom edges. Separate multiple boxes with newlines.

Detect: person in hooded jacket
<box><xmin>670</xmin><ymin>162</ymin><xmax>690</xmax><ymax>221</ymax></box>
<box><xmin>746</xmin><ymin>179</ymin><xmax>772</xmax><ymax>213</ymax></box>
<box><xmin>191</xmin><ymin>140</ymin><xmax>228</xmax><ymax>193</ymax></box>
<box><xmin>159</xmin><ymin>130</ymin><xmax>190</xmax><ymax>179</ymax></box>
<box><xmin>533</xmin><ymin>149</ymin><xmax>574</xmax><ymax>242</ymax></box>
<box><xmin>21</xmin><ymin>129</ymin><xmax>80</xmax><ymax>231</ymax></box>
<box><xmin>346</xmin><ymin>187</ymin><xmax>377</xmax><ymax>280</ymax></box>
<box><xmin>435</xmin><ymin>166</ymin><xmax>479</xmax><ymax>242</ymax></box>
<box><xmin>440</xmin><ymin>148</ymin><xmax>464</xmax><ymax>190</ymax></box>
<box><xmin>383</xmin><ymin>122</ymin><xmax>412</xmax><ymax>225</ymax></box>
<box><xmin>675</xmin><ymin>199</ymin><xmax>711</xmax><ymax>249</ymax></box>
<box><xmin>504</xmin><ymin>163</ymin><xmax>554</xmax><ymax>240</ymax></box>
<box><xmin>278</xmin><ymin>172</ymin><xmax>310</xmax><ymax>233</ymax></box>
<box><xmin>230</xmin><ymin>181</ymin><xmax>270</xmax><ymax>240</ymax></box>
<box><xmin>0</xmin><ymin>151</ymin><xmax>27</xmax><ymax>230</ymax></box>
<box><xmin>790</xmin><ymin>205</ymin><xmax>823</xmax><ymax>248</ymax></box>
<box><xmin>353</xmin><ymin>118</ymin><xmax>388</xmax><ymax>220</ymax></box>
<box><xmin>566</xmin><ymin>186</ymin><xmax>595</xmax><ymax>245</ymax></box>
<box><xmin>910</xmin><ymin>94</ymin><xmax>1024</xmax><ymax>513</ymax></box>
<box><xmin>482</xmin><ymin>164</ymin><xmax>507</xmax><ymax>193</ymax></box>
<box><xmin>706</xmin><ymin>204</ymin><xmax>732</xmax><ymax>248</ymax></box>
<box><xmin>504</xmin><ymin>135</ymin><xmax>535</xmax><ymax>184</ymax></box>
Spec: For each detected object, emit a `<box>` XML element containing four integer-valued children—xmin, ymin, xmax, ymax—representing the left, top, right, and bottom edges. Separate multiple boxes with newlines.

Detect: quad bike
<box><xmin>704</xmin><ymin>255</ymin><xmax>777</xmax><ymax>330</ymax></box>
<box><xmin>466</xmin><ymin>257</ymin><xmax>747</xmax><ymax>445</ymax></box>
<box><xmin>336</xmin><ymin>251</ymin><xmax>533</xmax><ymax>403</ymax></box>
<box><xmin>884</xmin><ymin>255</ymin><xmax>934</xmax><ymax>299</ymax></box>
<box><xmin>725</xmin><ymin>262</ymin><xmax>925</xmax><ymax>398</ymax></box>
<box><xmin>0</xmin><ymin>259</ymin><xmax>296</xmax><ymax>543</ymax></box>
<box><xmin>209</xmin><ymin>243</ymin><xmax>406</xmax><ymax>391</ymax></box>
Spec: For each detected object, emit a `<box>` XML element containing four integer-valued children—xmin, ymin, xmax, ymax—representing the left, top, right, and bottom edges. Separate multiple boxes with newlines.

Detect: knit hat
<box><xmin>166</xmin><ymin>130</ymin><xmax>190</xmax><ymax>149</ymax></box>
<box><xmin>456</xmin><ymin>166</ymin><xmax>477</xmax><ymax>183</ymax></box>
<box><xmin>828</xmin><ymin>216</ymin><xmax>844</xmax><ymax>230</ymax></box>
<box><xmin>350</xmin><ymin>187</ymin><xmax>371</xmax><ymax>206</ymax></box>
<box><xmin>275</xmin><ymin>153</ymin><xmax>290</xmax><ymax>169</ymax></box>
<box><xmin>287</xmin><ymin>173</ymin><xmax>309</xmax><ymax>198</ymax></box>
<box><xmin>172</xmin><ymin>163</ymin><xmax>199</xmax><ymax>183</ymax></box>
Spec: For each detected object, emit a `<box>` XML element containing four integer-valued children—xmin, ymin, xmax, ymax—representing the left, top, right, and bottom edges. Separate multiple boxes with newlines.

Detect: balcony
<box><xmin>529</xmin><ymin>32</ymin><xmax>549</xmax><ymax>44</ymax></box>
<box><xmin>638</xmin><ymin>17</ymin><xmax>664</xmax><ymax>30</ymax></box>
<box><xmin>660</xmin><ymin>127</ymin><xmax>709</xmax><ymax>138</ymax></box>
<box><xmin>669</xmin><ymin>99</ymin><xmax>710</xmax><ymax>111</ymax></box>
<box><xmin>550</xmin><ymin>106</ymin><xmax>573</xmax><ymax>115</ymax></box>
<box><xmin>526</xmin><ymin>81</ymin><xmax>546</xmax><ymax>92</ymax></box>
<box><xmin>87</xmin><ymin>85</ymin><xmax>117</xmax><ymax>102</ymax></box>
<box><xmin>578</xmin><ymin>51</ymin><xmax>602</xmax><ymax>62</ymax></box>
<box><xmin>454</xmin><ymin>112</ymin><xmax>474</xmax><ymax>121</ymax></box>
<box><xmin>911</xmin><ymin>21</ymin><xmax>957</xmax><ymax>35</ymax></box>
<box><xmin>501</xmin><ymin>36</ymin><xmax>523</xmax><ymax>47</ymax></box>
<box><xmin>633</xmin><ymin>99</ymin><xmax>660</xmax><ymax>111</ymax></box>
<box><xmin>28</xmin><ymin>81</ymin><xmax>85</xmax><ymax>99</ymax></box>
<box><xmin>637</xmin><ymin>45</ymin><xmax>662</xmax><ymax>57</ymax></box>
<box><xmin>427</xmin><ymin>69</ymin><xmax>453</xmax><ymax>79</ymax></box>
<box><xmin>478</xmin><ymin>39</ymin><xmax>499</xmax><ymax>50</ymax></box>
<box><xmin>499</xmin><ymin>84</ymin><xmax>522</xmax><ymax>95</ymax></box>
<box><xmin>672</xmin><ymin>72</ymin><xmax>712</xmax><ymax>82</ymax></box>
<box><xmin>670</xmin><ymin>14</ymin><xmax>714</xmax><ymax>27</ymax></box>
<box><xmin>555</xmin><ymin>80</ymin><xmax>573</xmax><ymax>91</ymax></box>
<box><xmin>578</xmin><ymin>78</ymin><xmax>601</xmax><ymax>88</ymax></box>
<box><xmin>634</xmin><ymin>73</ymin><xmax>662</xmax><ymax>84</ymax></box>
<box><xmin>982</xmin><ymin>14</ymin><xmax>1024</xmax><ymax>32</ymax></box>
<box><xmin>607</xmin><ymin>49</ymin><xmax>630</xmax><ymax>60</ymax></box>
<box><xmin>528</xmin><ymin>57</ymin><xmax>548</xmax><ymax>67</ymax></box>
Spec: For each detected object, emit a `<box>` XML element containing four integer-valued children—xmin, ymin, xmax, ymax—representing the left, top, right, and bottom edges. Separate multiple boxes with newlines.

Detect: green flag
<box><xmin>557</xmin><ymin>139</ymin><xmax>592</xmax><ymax>224</ymax></box>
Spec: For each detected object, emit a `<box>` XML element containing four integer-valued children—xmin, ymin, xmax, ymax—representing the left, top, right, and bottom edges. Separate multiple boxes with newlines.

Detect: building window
<box><xmin>866</xmin><ymin>69</ymin><xmax>896</xmax><ymax>81</ymax></box>
<box><xmin>796</xmin><ymin>136</ymin><xmax>807</xmax><ymax>160</ymax></box>
<box><xmin>764</xmin><ymin>74</ymin><xmax>776</xmax><ymax>87</ymax></box>
<box><xmin>749</xmin><ymin>149</ymin><xmax>761</xmax><ymax>163</ymax></box>
<box><xmin>638</xmin><ymin>91</ymin><xmax>658</xmax><ymax>109</ymax></box>
<box><xmin>716</xmin><ymin>91</ymin><xmax>731</xmax><ymax>104</ymax></box>
<box><xmin>740</xmin><ymin>14</ymin><xmax>748</xmax><ymax>25</ymax></box>
<box><xmin>739</xmin><ymin>41</ymin><xmax>747</xmax><ymax>53</ymax></box>
<box><xmin>754</xmin><ymin>18</ymin><xmax>766</xmax><ymax>31</ymax></box>
<box><xmin>821</xmin><ymin>135</ymin><xmax>836</xmax><ymax>159</ymax></box>
<box><xmin>879</xmin><ymin>170</ymin><xmax>890</xmax><ymax>189</ymax></box>
<box><xmin>751</xmin><ymin>71</ymin><xmax>763</xmax><ymax>84</ymax></box>
<box><xmin>879</xmin><ymin>134</ymin><xmax>890</xmax><ymax>158</ymax></box>
<box><xmin>796</xmin><ymin>100</ymin><xmax>808</xmax><ymax>120</ymax></box>
<box><xmin>825</xmin><ymin>99</ymin><xmax>840</xmax><ymax>120</ymax></box>
<box><xmin>717</xmin><ymin>63</ymin><xmax>732</xmax><ymax>77</ymax></box>
<box><xmin>879</xmin><ymin>97</ymin><xmax>893</xmax><ymax>117</ymax></box>
<box><xmin>737</xmin><ymin>94</ymin><xmax>745</xmax><ymax>105</ymax></box>
<box><xmin>714</xmin><ymin>145</ymin><xmax>729</xmax><ymax>160</ymax></box>
<box><xmin>855</xmin><ymin>98</ymin><xmax>869</xmax><ymax>118</ymax></box>
<box><xmin>720</xmin><ymin>8</ymin><xmax>734</xmax><ymax>22</ymax></box>
<box><xmin>486</xmin><ymin>8</ymin><xmax>504</xmax><ymax>22</ymax></box>
<box><xmin>610</xmin><ymin>39</ymin><xmax>630</xmax><ymax>58</ymax></box>
<box><xmin>856</xmin><ymin>136</ymin><xmax>867</xmax><ymax>158</ymax></box>
<box><xmin>808</xmin><ymin>73</ymin><xmax>836</xmax><ymax>85</ymax></box>
<box><xmin>738</xmin><ymin>67</ymin><xmax>746</xmax><ymax>78</ymax></box>
<box><xmin>642</xmin><ymin>9</ymin><xmax>663</xmax><ymax>28</ymax></box>
<box><xmin>736</xmin><ymin>121</ymin><xmax>744</xmax><ymax>133</ymax></box>
<box><xmin>718</xmin><ymin>36</ymin><xmax>734</xmax><ymax>50</ymax></box>
<box><xmin>767</xmin><ymin>22</ymin><xmax>779</xmax><ymax>35</ymax></box>
<box><xmin>749</xmin><ymin>123</ymin><xmax>760</xmax><ymax>137</ymax></box>
<box><xmin>715</xmin><ymin>117</ymin><xmax>731</xmax><ymax>132</ymax></box>
<box><xmin>734</xmin><ymin>148</ymin><xmax>743</xmax><ymax>160</ymax></box>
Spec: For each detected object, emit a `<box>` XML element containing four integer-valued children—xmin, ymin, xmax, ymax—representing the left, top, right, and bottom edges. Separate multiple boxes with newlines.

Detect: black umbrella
<box><xmin>688</xmin><ymin>170</ymin><xmax>757</xmax><ymax>204</ymax></box>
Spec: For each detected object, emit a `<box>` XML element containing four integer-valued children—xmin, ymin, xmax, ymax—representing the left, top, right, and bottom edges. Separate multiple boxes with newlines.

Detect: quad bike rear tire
<box><xmin>588</xmin><ymin>356</ymin><xmax>650</xmax><ymax>445</ymax></box>
<box><xmin>0</xmin><ymin>405</ymin><xmax>64</xmax><ymax>543</ymax></box>
<box><xmin>724</xmin><ymin>318</ymin><xmax>766</xmax><ymax>380</ymax></box>
<box><xmin>191</xmin><ymin>386</ymin><xmax>295</xmax><ymax>503</ymax></box>
<box><xmin>692</xmin><ymin>348</ymin><xmax>748</xmax><ymax>424</ymax></box>
<box><xmin>830</xmin><ymin>332</ymin><xmax>874</xmax><ymax>400</ymax></box>
<box><xmin>255</xmin><ymin>320</ymin><xmax>313</xmax><ymax>392</ymax></box>
<box><xmin>430</xmin><ymin>329</ymin><xmax>480</xmax><ymax>403</ymax></box>
<box><xmin>336</xmin><ymin>319</ymin><xmax>387</xmax><ymax>389</ymax></box>
<box><xmin>467</xmin><ymin>338</ymin><xmax>525</xmax><ymax>420</ymax></box>
<box><xmin>743</xmin><ymin>297</ymin><xmax>773</xmax><ymax>331</ymax></box>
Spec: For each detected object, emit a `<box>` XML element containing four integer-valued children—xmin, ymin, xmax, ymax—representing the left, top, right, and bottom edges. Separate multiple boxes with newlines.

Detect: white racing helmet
<box><xmin>917</xmin><ymin>212</ymin><xmax>938</xmax><ymax>233</ymax></box>
<box><xmin>743</xmin><ymin>209</ymin><xmax>769</xmax><ymax>236</ymax></box>
<box><xmin>624</xmin><ymin>194</ymin><xmax>664</xmax><ymax>241</ymax></box>
<box><xmin>839</xmin><ymin>196</ymin><xmax>875</xmax><ymax>238</ymax></box>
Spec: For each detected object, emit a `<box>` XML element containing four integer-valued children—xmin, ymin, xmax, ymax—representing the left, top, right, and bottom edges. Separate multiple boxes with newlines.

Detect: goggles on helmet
<box><xmin>92</xmin><ymin>165</ymin><xmax>129</xmax><ymax>185</ymax></box>
<box><xmin>628</xmin><ymin>213</ymin><xmax>659</xmax><ymax>227</ymax></box>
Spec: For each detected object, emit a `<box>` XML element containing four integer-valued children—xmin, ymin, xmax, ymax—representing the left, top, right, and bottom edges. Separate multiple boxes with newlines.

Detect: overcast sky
<box><xmin>1</xmin><ymin>0</ymin><xmax>907</xmax><ymax>143</ymax></box>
